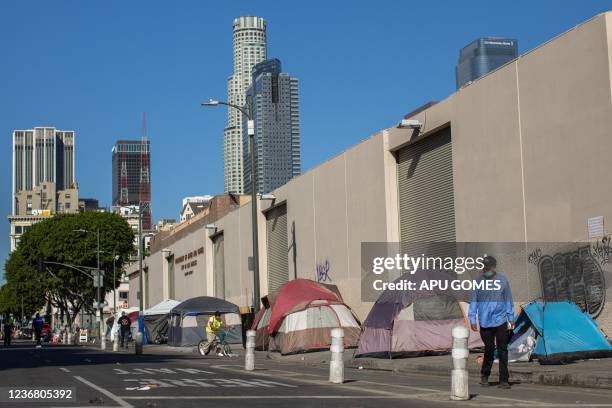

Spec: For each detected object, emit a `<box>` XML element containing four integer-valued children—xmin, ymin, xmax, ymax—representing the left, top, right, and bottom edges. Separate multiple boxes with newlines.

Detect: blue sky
<box><xmin>1</xmin><ymin>1</ymin><xmax>610</xmax><ymax>282</ymax></box>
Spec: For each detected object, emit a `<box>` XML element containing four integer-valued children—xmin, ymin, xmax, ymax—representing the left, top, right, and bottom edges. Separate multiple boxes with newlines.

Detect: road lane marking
<box><xmin>113</xmin><ymin>367</ymin><xmax>215</xmax><ymax>375</ymax></box>
<box><xmin>120</xmin><ymin>395</ymin><xmax>425</xmax><ymax>400</ymax></box>
<box><xmin>122</xmin><ymin>378</ymin><xmax>297</xmax><ymax>388</ymax></box>
<box><xmin>73</xmin><ymin>376</ymin><xmax>133</xmax><ymax>408</ymax></box>
<box><xmin>59</xmin><ymin>367</ymin><xmax>71</xmax><ymax>372</ymax></box>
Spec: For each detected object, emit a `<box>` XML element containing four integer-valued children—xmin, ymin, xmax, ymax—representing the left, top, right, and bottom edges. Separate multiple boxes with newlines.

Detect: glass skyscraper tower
<box><xmin>243</xmin><ymin>58</ymin><xmax>301</xmax><ymax>194</ymax></box>
<box><xmin>456</xmin><ymin>37</ymin><xmax>518</xmax><ymax>89</ymax></box>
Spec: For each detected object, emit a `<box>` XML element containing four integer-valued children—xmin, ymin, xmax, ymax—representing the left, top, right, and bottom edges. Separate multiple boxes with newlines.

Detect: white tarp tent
<box><xmin>144</xmin><ymin>299</ymin><xmax>180</xmax><ymax>316</ymax></box>
<box><xmin>109</xmin><ymin>307</ymin><xmax>139</xmax><ymax>342</ymax></box>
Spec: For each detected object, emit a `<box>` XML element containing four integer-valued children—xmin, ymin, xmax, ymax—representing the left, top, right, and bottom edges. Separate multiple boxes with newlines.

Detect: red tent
<box><xmin>251</xmin><ymin>279</ymin><xmax>361</xmax><ymax>354</ymax></box>
<box><xmin>266</xmin><ymin>279</ymin><xmax>342</xmax><ymax>335</ymax></box>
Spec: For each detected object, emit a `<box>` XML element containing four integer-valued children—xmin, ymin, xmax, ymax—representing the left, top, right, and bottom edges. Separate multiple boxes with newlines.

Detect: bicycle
<box><xmin>198</xmin><ymin>331</ymin><xmax>232</xmax><ymax>357</ymax></box>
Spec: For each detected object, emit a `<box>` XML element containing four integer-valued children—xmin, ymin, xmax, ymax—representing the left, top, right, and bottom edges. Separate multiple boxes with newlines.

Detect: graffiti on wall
<box><xmin>316</xmin><ymin>259</ymin><xmax>331</xmax><ymax>283</ymax></box>
<box><xmin>532</xmin><ymin>242</ymin><xmax>608</xmax><ymax>318</ymax></box>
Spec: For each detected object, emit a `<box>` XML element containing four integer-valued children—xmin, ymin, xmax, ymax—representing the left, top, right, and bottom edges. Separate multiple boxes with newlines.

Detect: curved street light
<box><xmin>201</xmin><ymin>97</ymin><xmax>261</xmax><ymax>312</ymax></box>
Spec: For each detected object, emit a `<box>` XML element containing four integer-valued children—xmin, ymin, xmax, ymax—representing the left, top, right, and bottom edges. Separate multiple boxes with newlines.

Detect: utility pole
<box><xmin>135</xmin><ymin>205</ymin><xmax>144</xmax><ymax>354</ymax></box>
<box><xmin>246</xmin><ymin>96</ymin><xmax>261</xmax><ymax>313</ymax></box>
<box><xmin>96</xmin><ymin>228</ymin><xmax>105</xmax><ymax>350</ymax></box>
<box><xmin>112</xmin><ymin>249</ymin><xmax>117</xmax><ymax>315</ymax></box>
<box><xmin>201</xmin><ymin>97</ymin><xmax>261</xmax><ymax>312</ymax></box>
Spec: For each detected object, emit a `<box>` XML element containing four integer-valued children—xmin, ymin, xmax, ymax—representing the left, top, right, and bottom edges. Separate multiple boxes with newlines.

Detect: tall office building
<box><xmin>111</xmin><ymin>140</ymin><xmax>152</xmax><ymax>229</ymax></box>
<box><xmin>9</xmin><ymin>127</ymin><xmax>78</xmax><ymax>251</ymax></box>
<box><xmin>456</xmin><ymin>37</ymin><xmax>518</xmax><ymax>89</ymax></box>
<box><xmin>224</xmin><ymin>16</ymin><xmax>267</xmax><ymax>194</ymax></box>
<box><xmin>243</xmin><ymin>58</ymin><xmax>301</xmax><ymax>194</ymax></box>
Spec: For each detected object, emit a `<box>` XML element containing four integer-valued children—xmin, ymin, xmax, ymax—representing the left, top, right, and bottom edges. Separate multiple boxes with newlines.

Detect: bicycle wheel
<box><xmin>198</xmin><ymin>340</ymin><xmax>211</xmax><ymax>356</ymax></box>
<box><xmin>222</xmin><ymin>342</ymin><xmax>232</xmax><ymax>357</ymax></box>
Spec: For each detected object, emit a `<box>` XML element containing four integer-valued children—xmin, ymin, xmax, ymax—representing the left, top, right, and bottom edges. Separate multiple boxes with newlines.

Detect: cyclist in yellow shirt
<box><xmin>202</xmin><ymin>311</ymin><xmax>225</xmax><ymax>356</ymax></box>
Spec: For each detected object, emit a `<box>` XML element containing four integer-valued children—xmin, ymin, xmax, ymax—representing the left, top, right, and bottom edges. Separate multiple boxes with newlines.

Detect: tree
<box><xmin>4</xmin><ymin>211</ymin><xmax>134</xmax><ymax>329</ymax></box>
<box><xmin>0</xmin><ymin>280</ymin><xmax>45</xmax><ymax>321</ymax></box>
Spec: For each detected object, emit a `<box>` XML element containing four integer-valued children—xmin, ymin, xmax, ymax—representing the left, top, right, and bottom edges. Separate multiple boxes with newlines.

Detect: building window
<box><xmin>14</xmin><ymin>226</ymin><xmax>22</xmax><ymax>234</ymax></box>
<box><xmin>119</xmin><ymin>291</ymin><xmax>128</xmax><ymax>300</ymax></box>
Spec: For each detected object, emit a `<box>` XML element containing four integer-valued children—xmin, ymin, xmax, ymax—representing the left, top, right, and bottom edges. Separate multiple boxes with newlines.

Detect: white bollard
<box><xmin>67</xmin><ymin>331</ymin><xmax>72</xmax><ymax>345</ymax></box>
<box><xmin>245</xmin><ymin>330</ymin><xmax>256</xmax><ymax>371</ymax></box>
<box><xmin>134</xmin><ymin>331</ymin><xmax>143</xmax><ymax>355</ymax></box>
<box><xmin>450</xmin><ymin>326</ymin><xmax>470</xmax><ymax>401</ymax></box>
<box><xmin>113</xmin><ymin>335</ymin><xmax>119</xmax><ymax>352</ymax></box>
<box><xmin>101</xmin><ymin>332</ymin><xmax>106</xmax><ymax>351</ymax></box>
<box><xmin>329</xmin><ymin>328</ymin><xmax>344</xmax><ymax>384</ymax></box>
<box><xmin>62</xmin><ymin>331</ymin><xmax>67</xmax><ymax>344</ymax></box>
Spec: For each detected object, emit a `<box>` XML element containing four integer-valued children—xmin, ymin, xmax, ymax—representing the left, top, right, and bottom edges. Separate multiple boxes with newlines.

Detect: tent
<box><xmin>168</xmin><ymin>297</ymin><xmax>242</xmax><ymax>347</ymax></box>
<box><xmin>252</xmin><ymin>279</ymin><xmax>361</xmax><ymax>355</ymax></box>
<box><xmin>508</xmin><ymin>301</ymin><xmax>612</xmax><ymax>364</ymax></box>
<box><xmin>143</xmin><ymin>299</ymin><xmax>179</xmax><ymax>344</ymax></box>
<box><xmin>356</xmin><ymin>272</ymin><xmax>482</xmax><ymax>358</ymax></box>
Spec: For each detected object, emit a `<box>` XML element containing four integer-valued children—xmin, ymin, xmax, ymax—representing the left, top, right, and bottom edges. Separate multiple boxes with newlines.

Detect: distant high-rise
<box><xmin>9</xmin><ymin>127</ymin><xmax>78</xmax><ymax>251</ymax></box>
<box><xmin>456</xmin><ymin>37</ymin><xmax>518</xmax><ymax>89</ymax></box>
<box><xmin>111</xmin><ymin>140</ymin><xmax>151</xmax><ymax>229</ymax></box>
<box><xmin>12</xmin><ymin>127</ymin><xmax>75</xmax><ymax>206</ymax></box>
<box><xmin>224</xmin><ymin>16</ymin><xmax>267</xmax><ymax>194</ymax></box>
<box><xmin>243</xmin><ymin>58</ymin><xmax>301</xmax><ymax>194</ymax></box>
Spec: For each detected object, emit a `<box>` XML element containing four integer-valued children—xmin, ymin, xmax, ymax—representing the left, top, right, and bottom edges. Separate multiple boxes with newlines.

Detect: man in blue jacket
<box><xmin>32</xmin><ymin>313</ymin><xmax>45</xmax><ymax>347</ymax></box>
<box><xmin>468</xmin><ymin>256</ymin><xmax>515</xmax><ymax>389</ymax></box>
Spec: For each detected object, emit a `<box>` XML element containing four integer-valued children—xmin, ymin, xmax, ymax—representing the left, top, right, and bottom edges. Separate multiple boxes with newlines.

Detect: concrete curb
<box><xmin>258</xmin><ymin>350</ymin><xmax>612</xmax><ymax>390</ymax></box>
<box><xmin>344</xmin><ymin>359</ymin><xmax>612</xmax><ymax>390</ymax></box>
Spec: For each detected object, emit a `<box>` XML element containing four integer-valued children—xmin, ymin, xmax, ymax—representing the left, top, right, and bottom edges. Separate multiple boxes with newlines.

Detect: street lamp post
<box><xmin>135</xmin><ymin>205</ymin><xmax>144</xmax><ymax>355</ymax></box>
<box><xmin>112</xmin><ymin>251</ymin><xmax>119</xmax><ymax>315</ymax></box>
<box><xmin>202</xmin><ymin>98</ymin><xmax>260</xmax><ymax>312</ymax></box>
<box><xmin>73</xmin><ymin>228</ymin><xmax>105</xmax><ymax>350</ymax></box>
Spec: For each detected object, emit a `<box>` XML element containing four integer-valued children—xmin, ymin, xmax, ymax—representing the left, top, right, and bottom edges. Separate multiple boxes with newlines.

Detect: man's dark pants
<box><xmin>120</xmin><ymin>329</ymin><xmax>130</xmax><ymax>348</ymax></box>
<box><xmin>479</xmin><ymin>323</ymin><xmax>509</xmax><ymax>383</ymax></box>
<box><xmin>35</xmin><ymin>328</ymin><xmax>42</xmax><ymax>345</ymax></box>
<box><xmin>3</xmin><ymin>327</ymin><xmax>11</xmax><ymax>346</ymax></box>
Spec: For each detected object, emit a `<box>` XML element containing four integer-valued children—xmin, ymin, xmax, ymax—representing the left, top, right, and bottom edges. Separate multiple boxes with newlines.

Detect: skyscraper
<box><xmin>111</xmin><ymin>140</ymin><xmax>152</xmax><ymax>229</ymax></box>
<box><xmin>456</xmin><ymin>37</ymin><xmax>518</xmax><ymax>89</ymax></box>
<box><xmin>224</xmin><ymin>16</ymin><xmax>267</xmax><ymax>194</ymax></box>
<box><xmin>243</xmin><ymin>58</ymin><xmax>301</xmax><ymax>194</ymax></box>
<box><xmin>9</xmin><ymin>127</ymin><xmax>78</xmax><ymax>251</ymax></box>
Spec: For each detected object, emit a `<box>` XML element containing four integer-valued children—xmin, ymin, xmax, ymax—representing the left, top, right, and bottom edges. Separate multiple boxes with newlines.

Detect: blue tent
<box><xmin>509</xmin><ymin>301</ymin><xmax>612</xmax><ymax>364</ymax></box>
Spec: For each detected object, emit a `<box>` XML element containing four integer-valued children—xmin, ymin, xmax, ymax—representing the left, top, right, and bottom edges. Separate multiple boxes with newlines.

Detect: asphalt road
<box><xmin>1</xmin><ymin>340</ymin><xmax>611</xmax><ymax>408</ymax></box>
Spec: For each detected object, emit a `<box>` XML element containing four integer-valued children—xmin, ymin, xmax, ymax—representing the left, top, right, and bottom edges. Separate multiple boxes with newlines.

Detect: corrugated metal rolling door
<box><xmin>213</xmin><ymin>234</ymin><xmax>225</xmax><ymax>298</ymax></box>
<box><xmin>397</xmin><ymin>127</ymin><xmax>456</xmax><ymax>245</ymax></box>
<box><xmin>266</xmin><ymin>204</ymin><xmax>288</xmax><ymax>294</ymax></box>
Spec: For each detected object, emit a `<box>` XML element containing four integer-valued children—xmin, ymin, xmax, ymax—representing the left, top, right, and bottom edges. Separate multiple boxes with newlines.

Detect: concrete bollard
<box><xmin>450</xmin><ymin>326</ymin><xmax>470</xmax><ymax>401</ymax></box>
<box><xmin>113</xmin><ymin>335</ymin><xmax>119</xmax><ymax>351</ymax></box>
<box><xmin>100</xmin><ymin>333</ymin><xmax>106</xmax><ymax>351</ymax></box>
<box><xmin>67</xmin><ymin>331</ymin><xmax>72</xmax><ymax>345</ymax></box>
<box><xmin>245</xmin><ymin>330</ymin><xmax>256</xmax><ymax>371</ymax></box>
<box><xmin>329</xmin><ymin>328</ymin><xmax>344</xmax><ymax>384</ymax></box>
<box><xmin>62</xmin><ymin>331</ymin><xmax>67</xmax><ymax>344</ymax></box>
<box><xmin>134</xmin><ymin>331</ymin><xmax>143</xmax><ymax>355</ymax></box>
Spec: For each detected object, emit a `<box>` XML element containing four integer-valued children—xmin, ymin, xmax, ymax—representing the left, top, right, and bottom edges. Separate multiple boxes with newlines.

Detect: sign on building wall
<box><xmin>587</xmin><ymin>216</ymin><xmax>605</xmax><ymax>239</ymax></box>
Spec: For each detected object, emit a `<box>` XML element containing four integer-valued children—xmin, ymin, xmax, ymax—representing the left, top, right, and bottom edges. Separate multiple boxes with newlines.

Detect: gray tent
<box><xmin>168</xmin><ymin>296</ymin><xmax>242</xmax><ymax>347</ymax></box>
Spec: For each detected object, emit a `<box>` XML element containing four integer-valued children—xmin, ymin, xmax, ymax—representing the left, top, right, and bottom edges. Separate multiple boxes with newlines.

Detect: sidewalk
<box><xmin>261</xmin><ymin>349</ymin><xmax>612</xmax><ymax>390</ymax></box>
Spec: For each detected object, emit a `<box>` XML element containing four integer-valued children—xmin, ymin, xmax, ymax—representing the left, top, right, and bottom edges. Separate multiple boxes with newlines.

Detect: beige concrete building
<box><xmin>138</xmin><ymin>13</ymin><xmax>612</xmax><ymax>332</ymax></box>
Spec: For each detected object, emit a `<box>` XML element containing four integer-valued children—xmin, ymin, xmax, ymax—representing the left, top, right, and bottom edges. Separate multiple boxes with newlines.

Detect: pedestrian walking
<box><xmin>117</xmin><ymin>311</ymin><xmax>131</xmax><ymax>349</ymax></box>
<box><xmin>32</xmin><ymin>313</ymin><xmax>45</xmax><ymax>347</ymax></box>
<box><xmin>468</xmin><ymin>255</ymin><xmax>515</xmax><ymax>389</ymax></box>
<box><xmin>3</xmin><ymin>314</ymin><xmax>15</xmax><ymax>347</ymax></box>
